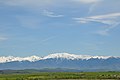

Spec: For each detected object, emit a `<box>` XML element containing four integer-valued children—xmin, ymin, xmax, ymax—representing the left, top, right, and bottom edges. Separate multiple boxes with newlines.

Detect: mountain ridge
<box><xmin>0</xmin><ymin>53</ymin><xmax>120</xmax><ymax>70</ymax></box>
<box><xmin>0</xmin><ymin>53</ymin><xmax>117</xmax><ymax>63</ymax></box>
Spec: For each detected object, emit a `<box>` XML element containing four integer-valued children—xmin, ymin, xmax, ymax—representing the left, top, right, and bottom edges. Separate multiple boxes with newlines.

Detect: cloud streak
<box><xmin>41</xmin><ymin>36</ymin><xmax>56</xmax><ymax>43</ymax></box>
<box><xmin>0</xmin><ymin>0</ymin><xmax>54</xmax><ymax>7</ymax></box>
<box><xmin>74</xmin><ymin>12</ymin><xmax>120</xmax><ymax>36</ymax></box>
<box><xmin>96</xmin><ymin>22</ymin><xmax>120</xmax><ymax>36</ymax></box>
<box><xmin>74</xmin><ymin>0</ymin><xmax>100</xmax><ymax>4</ymax></box>
<box><xmin>74</xmin><ymin>13</ymin><xmax>120</xmax><ymax>25</ymax></box>
<box><xmin>43</xmin><ymin>10</ymin><xmax>64</xmax><ymax>18</ymax></box>
<box><xmin>0</xmin><ymin>36</ymin><xmax>7</xmax><ymax>41</ymax></box>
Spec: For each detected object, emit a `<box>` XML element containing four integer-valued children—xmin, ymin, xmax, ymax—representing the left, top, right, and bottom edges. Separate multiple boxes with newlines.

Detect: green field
<box><xmin>0</xmin><ymin>71</ymin><xmax>120</xmax><ymax>80</ymax></box>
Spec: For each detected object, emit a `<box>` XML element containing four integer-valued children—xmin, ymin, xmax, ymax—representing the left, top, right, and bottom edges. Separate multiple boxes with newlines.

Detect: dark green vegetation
<box><xmin>0</xmin><ymin>70</ymin><xmax>120</xmax><ymax>80</ymax></box>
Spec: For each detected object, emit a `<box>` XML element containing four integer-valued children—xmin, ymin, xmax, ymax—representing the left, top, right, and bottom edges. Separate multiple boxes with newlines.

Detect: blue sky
<box><xmin>0</xmin><ymin>0</ymin><xmax>120</xmax><ymax>57</ymax></box>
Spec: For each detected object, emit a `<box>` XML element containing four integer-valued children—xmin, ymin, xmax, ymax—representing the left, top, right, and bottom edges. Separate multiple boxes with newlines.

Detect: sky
<box><xmin>0</xmin><ymin>0</ymin><xmax>120</xmax><ymax>57</ymax></box>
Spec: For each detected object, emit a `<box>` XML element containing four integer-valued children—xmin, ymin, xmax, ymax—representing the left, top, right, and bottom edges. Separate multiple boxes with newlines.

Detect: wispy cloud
<box><xmin>0</xmin><ymin>0</ymin><xmax>54</xmax><ymax>8</ymax></box>
<box><xmin>73</xmin><ymin>0</ymin><xmax>100</xmax><ymax>4</ymax></box>
<box><xmin>40</xmin><ymin>36</ymin><xmax>56</xmax><ymax>43</ymax></box>
<box><xmin>37</xmin><ymin>36</ymin><xmax>56</xmax><ymax>45</ymax></box>
<box><xmin>88</xmin><ymin>3</ymin><xmax>99</xmax><ymax>14</ymax></box>
<box><xmin>0</xmin><ymin>36</ymin><xmax>7</xmax><ymax>41</ymax></box>
<box><xmin>43</xmin><ymin>10</ymin><xmax>64</xmax><ymax>18</ymax></box>
<box><xmin>74</xmin><ymin>12</ymin><xmax>120</xmax><ymax>36</ymax></box>
<box><xmin>96</xmin><ymin>22</ymin><xmax>120</xmax><ymax>36</ymax></box>
<box><xmin>74</xmin><ymin>13</ymin><xmax>120</xmax><ymax>25</ymax></box>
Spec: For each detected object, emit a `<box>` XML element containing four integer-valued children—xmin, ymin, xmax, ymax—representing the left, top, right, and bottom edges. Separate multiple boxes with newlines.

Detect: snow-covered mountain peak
<box><xmin>43</xmin><ymin>53</ymin><xmax>110</xmax><ymax>60</ymax></box>
<box><xmin>24</xmin><ymin>55</ymin><xmax>42</xmax><ymax>62</ymax></box>
<box><xmin>43</xmin><ymin>53</ymin><xmax>96</xmax><ymax>60</ymax></box>
<box><xmin>0</xmin><ymin>56</ymin><xmax>41</xmax><ymax>63</ymax></box>
<box><xmin>0</xmin><ymin>53</ymin><xmax>114</xmax><ymax>63</ymax></box>
<box><xmin>43</xmin><ymin>53</ymin><xmax>79</xmax><ymax>60</ymax></box>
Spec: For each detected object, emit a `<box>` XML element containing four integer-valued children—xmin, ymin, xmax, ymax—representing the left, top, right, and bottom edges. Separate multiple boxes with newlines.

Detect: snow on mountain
<box><xmin>43</xmin><ymin>53</ymin><xmax>111</xmax><ymax>60</ymax></box>
<box><xmin>0</xmin><ymin>55</ymin><xmax>42</xmax><ymax>63</ymax></box>
<box><xmin>23</xmin><ymin>55</ymin><xmax>42</xmax><ymax>62</ymax></box>
<box><xmin>0</xmin><ymin>53</ymin><xmax>115</xmax><ymax>63</ymax></box>
<box><xmin>43</xmin><ymin>53</ymin><xmax>91</xmax><ymax>60</ymax></box>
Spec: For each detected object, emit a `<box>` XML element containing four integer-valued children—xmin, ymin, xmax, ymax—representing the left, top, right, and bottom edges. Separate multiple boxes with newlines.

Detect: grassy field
<box><xmin>0</xmin><ymin>72</ymin><xmax>120</xmax><ymax>80</ymax></box>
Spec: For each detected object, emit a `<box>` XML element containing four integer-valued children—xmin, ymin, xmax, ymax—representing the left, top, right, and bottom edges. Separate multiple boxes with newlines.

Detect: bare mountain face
<box><xmin>0</xmin><ymin>53</ymin><xmax>120</xmax><ymax>71</ymax></box>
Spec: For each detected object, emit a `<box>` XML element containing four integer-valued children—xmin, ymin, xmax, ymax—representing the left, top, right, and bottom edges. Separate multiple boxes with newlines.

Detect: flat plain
<box><xmin>0</xmin><ymin>71</ymin><xmax>120</xmax><ymax>80</ymax></box>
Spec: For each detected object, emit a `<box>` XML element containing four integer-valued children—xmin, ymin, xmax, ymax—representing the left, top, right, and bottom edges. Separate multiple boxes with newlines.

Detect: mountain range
<box><xmin>0</xmin><ymin>53</ymin><xmax>120</xmax><ymax>71</ymax></box>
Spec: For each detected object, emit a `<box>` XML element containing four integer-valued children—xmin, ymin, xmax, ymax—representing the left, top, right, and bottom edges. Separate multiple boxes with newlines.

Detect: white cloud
<box><xmin>0</xmin><ymin>0</ymin><xmax>54</xmax><ymax>7</ymax></box>
<box><xmin>41</xmin><ymin>36</ymin><xmax>56</xmax><ymax>43</ymax></box>
<box><xmin>88</xmin><ymin>3</ymin><xmax>99</xmax><ymax>14</ymax></box>
<box><xmin>0</xmin><ymin>36</ymin><xmax>7</xmax><ymax>41</ymax></box>
<box><xmin>37</xmin><ymin>36</ymin><xmax>56</xmax><ymax>45</ymax></box>
<box><xmin>95</xmin><ymin>30</ymin><xmax>108</xmax><ymax>36</ymax></box>
<box><xmin>74</xmin><ymin>12</ymin><xmax>120</xmax><ymax>36</ymax></box>
<box><xmin>88</xmin><ymin>0</ymin><xmax>120</xmax><ymax>14</ymax></box>
<box><xmin>96</xmin><ymin>22</ymin><xmax>120</xmax><ymax>36</ymax></box>
<box><xmin>74</xmin><ymin>13</ymin><xmax>120</xmax><ymax>25</ymax></box>
<box><xmin>43</xmin><ymin>10</ymin><xmax>64</xmax><ymax>18</ymax></box>
<box><xmin>73</xmin><ymin>0</ymin><xmax>100</xmax><ymax>4</ymax></box>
